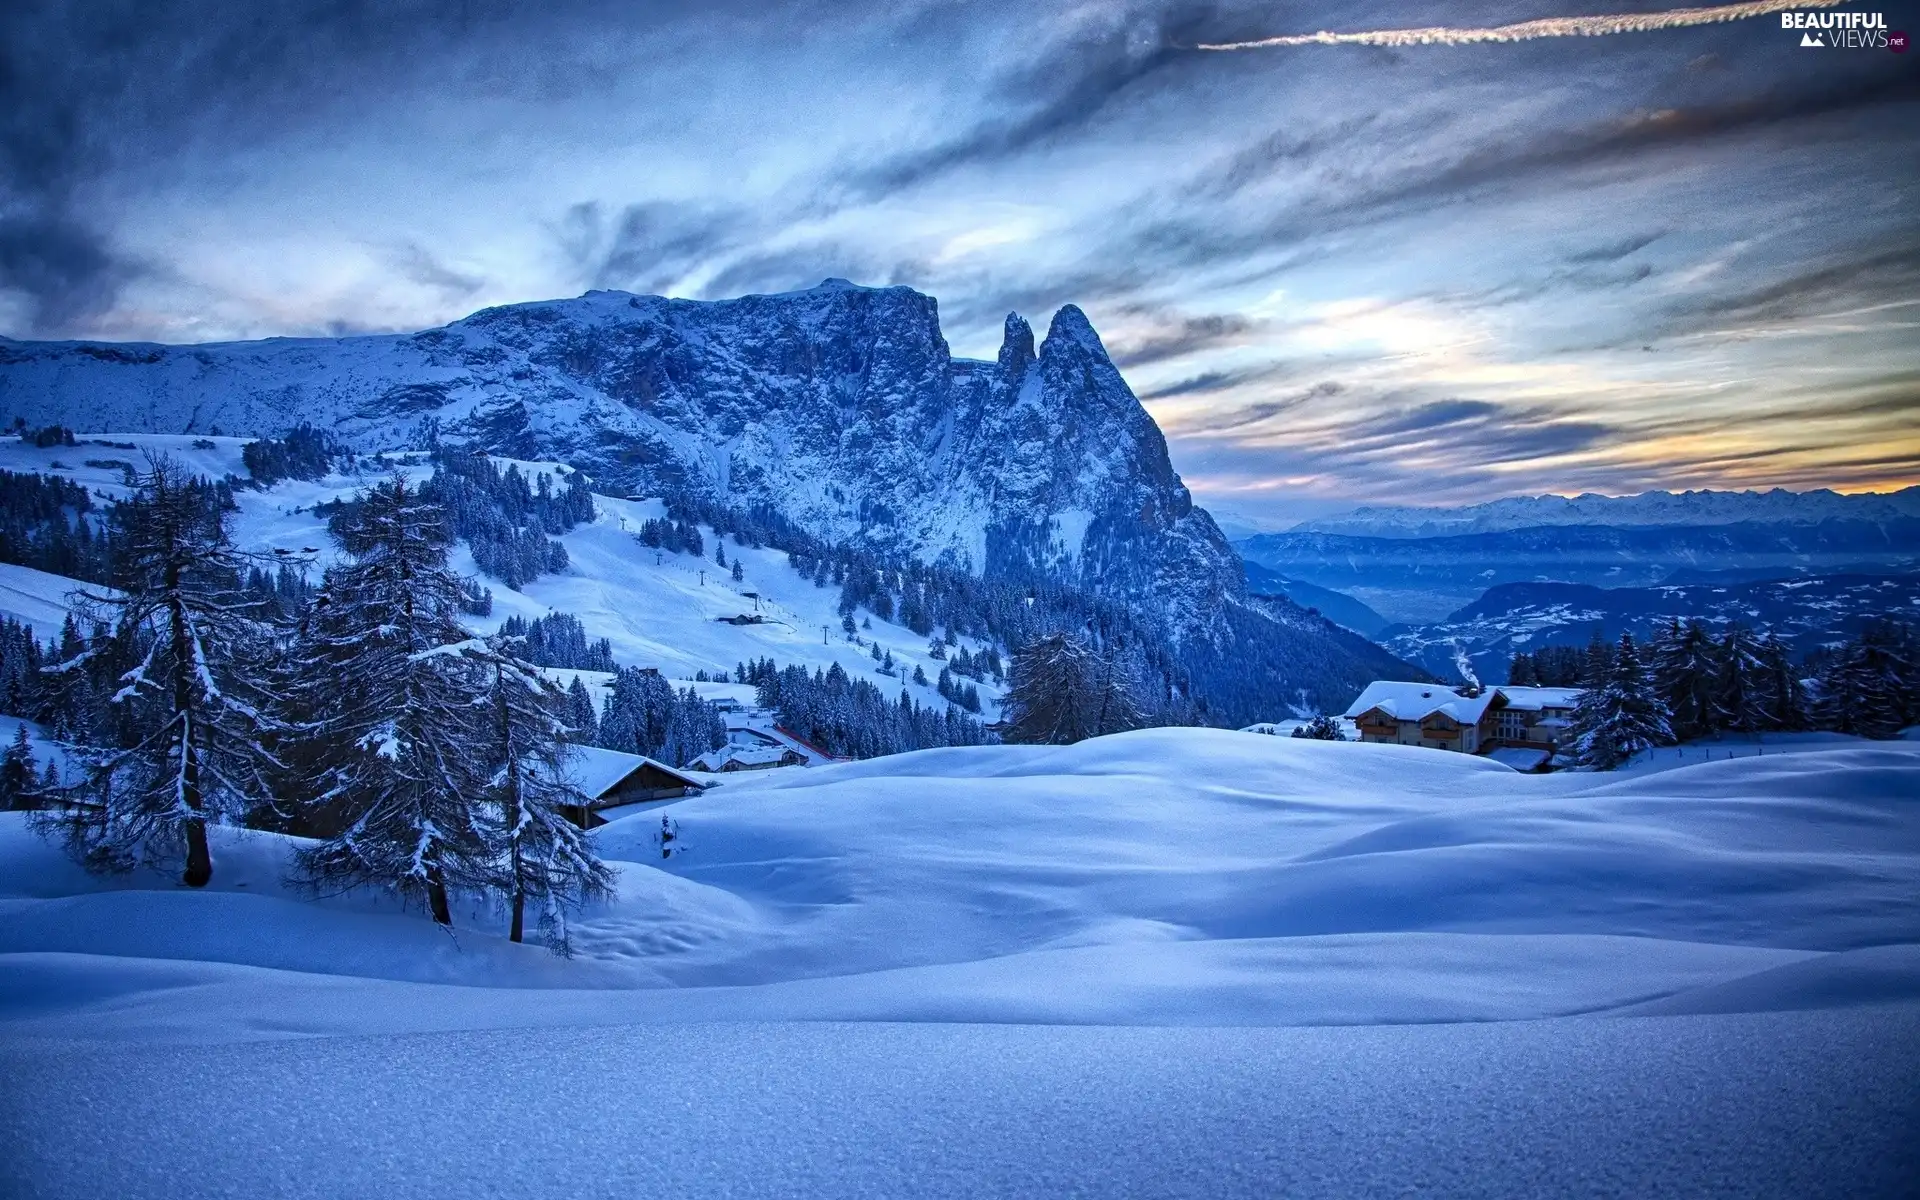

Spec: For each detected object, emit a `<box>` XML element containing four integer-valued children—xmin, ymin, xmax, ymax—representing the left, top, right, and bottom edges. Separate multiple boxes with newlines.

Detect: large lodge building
<box><xmin>1342</xmin><ymin>682</ymin><xmax>1583</xmax><ymax>770</ymax></box>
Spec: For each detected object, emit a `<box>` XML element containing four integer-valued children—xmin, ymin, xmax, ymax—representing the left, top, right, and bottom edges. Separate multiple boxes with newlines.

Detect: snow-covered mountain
<box><xmin>0</xmin><ymin>286</ymin><xmax>1424</xmax><ymax>714</ymax></box>
<box><xmin>1293</xmin><ymin>487</ymin><xmax>1920</xmax><ymax>538</ymax></box>
<box><xmin>0</xmin><ymin>280</ymin><xmax>1237</xmax><ymax>631</ymax></box>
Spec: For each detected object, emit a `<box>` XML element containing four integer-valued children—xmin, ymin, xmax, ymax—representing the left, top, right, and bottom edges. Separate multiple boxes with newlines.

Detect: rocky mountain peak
<box><xmin>997</xmin><ymin>312</ymin><xmax>1036</xmax><ymax>378</ymax></box>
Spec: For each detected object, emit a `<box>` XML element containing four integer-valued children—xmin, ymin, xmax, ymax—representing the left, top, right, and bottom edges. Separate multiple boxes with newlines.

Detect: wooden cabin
<box><xmin>547</xmin><ymin>745</ymin><xmax>706</xmax><ymax>829</ymax></box>
<box><xmin>1343</xmin><ymin>682</ymin><xmax>1505</xmax><ymax>754</ymax></box>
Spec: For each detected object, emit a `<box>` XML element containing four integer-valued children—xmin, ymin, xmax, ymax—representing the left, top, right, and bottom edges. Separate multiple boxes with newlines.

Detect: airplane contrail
<box><xmin>1195</xmin><ymin>0</ymin><xmax>1845</xmax><ymax>50</ymax></box>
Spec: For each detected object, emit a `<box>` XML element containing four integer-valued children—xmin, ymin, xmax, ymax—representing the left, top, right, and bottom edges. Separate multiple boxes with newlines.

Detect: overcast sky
<box><xmin>2</xmin><ymin>0</ymin><xmax>1915</xmax><ymax>520</ymax></box>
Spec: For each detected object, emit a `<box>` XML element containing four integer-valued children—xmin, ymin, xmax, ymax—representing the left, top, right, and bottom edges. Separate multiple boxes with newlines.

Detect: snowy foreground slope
<box><xmin>6</xmin><ymin>729</ymin><xmax>1918</xmax><ymax>1032</ymax></box>
<box><xmin>4</xmin><ymin>732</ymin><xmax>1919</xmax><ymax>1197</ymax></box>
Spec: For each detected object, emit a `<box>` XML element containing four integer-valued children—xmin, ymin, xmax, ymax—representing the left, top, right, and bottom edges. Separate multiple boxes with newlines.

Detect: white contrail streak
<box><xmin>1195</xmin><ymin>0</ymin><xmax>1844</xmax><ymax>50</ymax></box>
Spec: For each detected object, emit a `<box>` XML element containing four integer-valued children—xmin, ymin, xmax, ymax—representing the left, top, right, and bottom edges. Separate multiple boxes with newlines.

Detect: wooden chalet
<box><xmin>547</xmin><ymin>745</ymin><xmax>707</xmax><ymax>829</ymax></box>
<box><xmin>1342</xmin><ymin>681</ymin><xmax>1587</xmax><ymax>765</ymax></box>
<box><xmin>1343</xmin><ymin>681</ymin><xmax>1505</xmax><ymax>754</ymax></box>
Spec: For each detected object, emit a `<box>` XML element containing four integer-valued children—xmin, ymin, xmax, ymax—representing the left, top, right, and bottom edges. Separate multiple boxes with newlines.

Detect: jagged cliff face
<box><xmin>0</xmin><ymin>280</ymin><xmax>1243</xmax><ymax>628</ymax></box>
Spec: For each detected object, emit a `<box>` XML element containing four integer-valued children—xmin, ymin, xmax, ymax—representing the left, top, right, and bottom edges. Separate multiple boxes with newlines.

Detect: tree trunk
<box><xmin>426</xmin><ymin>861</ymin><xmax>453</xmax><ymax>926</ymax></box>
<box><xmin>182</xmin><ymin>815</ymin><xmax>213</xmax><ymax>888</ymax></box>
<box><xmin>509</xmin><ymin>838</ymin><xmax>525</xmax><ymax>942</ymax></box>
<box><xmin>170</xmin><ymin>588</ymin><xmax>211</xmax><ymax>888</ymax></box>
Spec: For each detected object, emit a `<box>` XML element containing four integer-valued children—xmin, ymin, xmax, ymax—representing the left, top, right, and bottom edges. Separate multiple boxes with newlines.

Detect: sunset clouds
<box><xmin>3</xmin><ymin>0</ymin><xmax>1914</xmax><ymax>519</ymax></box>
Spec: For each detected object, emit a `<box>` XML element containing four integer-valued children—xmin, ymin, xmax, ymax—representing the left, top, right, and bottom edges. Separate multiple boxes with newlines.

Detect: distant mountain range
<box><xmin>1242</xmin><ymin>560</ymin><xmax>1393</xmax><ymax>638</ymax></box>
<box><xmin>1239</xmin><ymin>520</ymin><xmax>1920</xmax><ymax>624</ymax></box>
<box><xmin>1289</xmin><ymin>487</ymin><xmax>1920</xmax><ymax>538</ymax></box>
<box><xmin>1378</xmin><ymin>573</ymin><xmax>1920</xmax><ymax>685</ymax></box>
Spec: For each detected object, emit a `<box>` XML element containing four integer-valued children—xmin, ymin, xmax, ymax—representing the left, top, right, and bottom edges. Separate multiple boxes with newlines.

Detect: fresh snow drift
<box><xmin>4</xmin><ymin>729</ymin><xmax>1917</xmax><ymax>1039</ymax></box>
<box><xmin>4</xmin><ymin>729</ymin><xmax>1919</xmax><ymax>1199</ymax></box>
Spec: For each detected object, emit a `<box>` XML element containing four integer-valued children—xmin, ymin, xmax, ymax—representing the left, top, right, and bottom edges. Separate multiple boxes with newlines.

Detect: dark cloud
<box><xmin>1565</xmin><ymin>233</ymin><xmax>1662</xmax><ymax>264</ymax></box>
<box><xmin>1138</xmin><ymin>64</ymin><xmax>1920</xmax><ymax>278</ymax></box>
<box><xmin>1109</xmin><ymin>311</ymin><xmax>1256</xmax><ymax>367</ymax></box>
<box><xmin>558</xmin><ymin>201</ymin><xmax>755</xmax><ymax>297</ymax></box>
<box><xmin>392</xmin><ymin>243</ymin><xmax>484</xmax><ymax>300</ymax></box>
<box><xmin>1140</xmin><ymin>364</ymin><xmax>1291</xmax><ymax>400</ymax></box>
<box><xmin>838</xmin><ymin>4</ymin><xmax>1223</xmax><ymax>201</ymax></box>
<box><xmin>1667</xmin><ymin>242</ymin><xmax>1920</xmax><ymax>330</ymax></box>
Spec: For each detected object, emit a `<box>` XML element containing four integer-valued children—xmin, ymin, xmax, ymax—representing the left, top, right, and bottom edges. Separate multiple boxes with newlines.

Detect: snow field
<box><xmin>2</xmin><ymin>1004</ymin><xmax>1916</xmax><ymax>1199</ymax></box>
<box><xmin>3</xmin><ymin>729</ymin><xmax>1917</xmax><ymax>1043</ymax></box>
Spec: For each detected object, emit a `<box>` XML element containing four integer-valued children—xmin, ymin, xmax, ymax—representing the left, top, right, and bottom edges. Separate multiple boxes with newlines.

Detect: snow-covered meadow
<box><xmin>4</xmin><ymin>729</ymin><xmax>1918</xmax><ymax>1196</ymax></box>
<box><xmin>0</xmin><ymin>433</ymin><xmax>1915</xmax><ymax>1196</ymax></box>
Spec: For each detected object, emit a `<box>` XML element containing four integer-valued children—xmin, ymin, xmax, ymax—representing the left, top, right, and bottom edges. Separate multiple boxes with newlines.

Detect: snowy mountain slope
<box><xmin>0</xmin><ymin>439</ymin><xmax>1002</xmax><ymax>721</ymax></box>
<box><xmin>2</xmin><ymin>728</ymin><xmax>1917</xmax><ymax>1040</ymax></box>
<box><xmin>0</xmin><ymin>284</ymin><xmax>1237</xmax><ymax>623</ymax></box>
<box><xmin>0</xmin><ymin>563</ymin><xmax>95</xmax><ymax>636</ymax></box>
<box><xmin>0</xmin><ymin>287</ymin><xmax>1423</xmax><ymax>712</ymax></box>
<box><xmin>1294</xmin><ymin>485</ymin><xmax>1920</xmax><ymax>537</ymax></box>
<box><xmin>1383</xmin><ymin>573</ymin><xmax>1920</xmax><ymax>685</ymax></box>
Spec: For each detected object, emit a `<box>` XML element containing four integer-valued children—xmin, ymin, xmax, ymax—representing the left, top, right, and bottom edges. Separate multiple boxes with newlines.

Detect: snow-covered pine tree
<box><xmin>287</xmin><ymin>474</ymin><xmax>495</xmax><ymax>926</ymax></box>
<box><xmin>565</xmin><ymin>675</ymin><xmax>599</xmax><ymax>743</ymax></box>
<box><xmin>0</xmin><ymin>723</ymin><xmax>32</xmax><ymax>810</ymax></box>
<box><xmin>1290</xmin><ymin>715</ymin><xmax>1346</xmax><ymax>741</ymax></box>
<box><xmin>1001</xmin><ymin>632</ymin><xmax>1143</xmax><ymax>745</ymax></box>
<box><xmin>1560</xmin><ymin>630</ymin><xmax>1614</xmax><ymax>756</ymax></box>
<box><xmin>1815</xmin><ymin>624</ymin><xmax>1912</xmax><ymax>740</ymax></box>
<box><xmin>35</xmin><ymin>455</ymin><xmax>283</xmax><ymax>886</ymax></box>
<box><xmin>1506</xmin><ymin>652</ymin><xmax>1539</xmax><ymax>687</ymax></box>
<box><xmin>1713</xmin><ymin>625</ymin><xmax>1768</xmax><ymax>733</ymax></box>
<box><xmin>1756</xmin><ymin>633</ymin><xmax>1809</xmax><ymax>732</ymax></box>
<box><xmin>1571</xmin><ymin>633</ymin><xmax>1672</xmax><ymax>770</ymax></box>
<box><xmin>1088</xmin><ymin>638</ymin><xmax>1145</xmax><ymax>738</ymax></box>
<box><xmin>483</xmin><ymin>647</ymin><xmax>615</xmax><ymax>950</ymax></box>
<box><xmin>1650</xmin><ymin>619</ymin><xmax>1719</xmax><ymax>741</ymax></box>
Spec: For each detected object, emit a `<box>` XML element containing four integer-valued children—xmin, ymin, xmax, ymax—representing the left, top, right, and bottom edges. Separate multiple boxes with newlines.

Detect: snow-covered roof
<box><xmin>1344</xmin><ymin>681</ymin><xmax>1498</xmax><ymax>724</ymax></box>
<box><xmin>1487</xmin><ymin>747</ymin><xmax>1552</xmax><ymax>772</ymax></box>
<box><xmin>692</xmin><ymin>745</ymin><xmax>798</xmax><ymax>771</ymax></box>
<box><xmin>1496</xmin><ymin>686</ymin><xmax>1584</xmax><ymax>712</ymax></box>
<box><xmin>548</xmin><ymin>745</ymin><xmax>702</xmax><ymax>799</ymax></box>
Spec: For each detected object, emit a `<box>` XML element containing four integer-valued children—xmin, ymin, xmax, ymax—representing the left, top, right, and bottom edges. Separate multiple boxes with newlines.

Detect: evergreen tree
<box><xmin>1571</xmin><ymin>633</ymin><xmax>1672</xmax><ymax>770</ymax></box>
<box><xmin>1816</xmin><ymin>624</ymin><xmax>1911</xmax><ymax>740</ymax></box>
<box><xmin>1290</xmin><ymin>715</ymin><xmax>1347</xmax><ymax>741</ymax></box>
<box><xmin>594</xmin><ymin>667</ymin><xmax>726</xmax><ymax>767</ymax></box>
<box><xmin>1712</xmin><ymin>625</ymin><xmax>1768</xmax><ymax>733</ymax></box>
<box><xmin>1561</xmin><ymin>630</ymin><xmax>1615</xmax><ymax>755</ymax></box>
<box><xmin>0</xmin><ymin>723</ymin><xmax>32</xmax><ymax>810</ymax></box>
<box><xmin>1650</xmin><ymin>619</ymin><xmax>1718</xmax><ymax>741</ymax></box>
<box><xmin>483</xmin><ymin>647</ymin><xmax>614</xmax><ymax>950</ymax></box>
<box><xmin>731</xmin><ymin>559</ymin><xmax>744</xmax><ymax>583</ymax></box>
<box><xmin>565</xmin><ymin>675</ymin><xmax>599</xmax><ymax>743</ymax></box>
<box><xmin>1756</xmin><ymin>633</ymin><xmax>1809</xmax><ymax>732</ymax></box>
<box><xmin>1001</xmin><ymin>633</ymin><xmax>1143</xmax><ymax>745</ymax></box>
<box><xmin>1505</xmin><ymin>651</ymin><xmax>1539</xmax><ymax>687</ymax></box>
<box><xmin>35</xmin><ymin>456</ymin><xmax>282</xmax><ymax>886</ymax></box>
<box><xmin>287</xmin><ymin>475</ymin><xmax>495</xmax><ymax>926</ymax></box>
